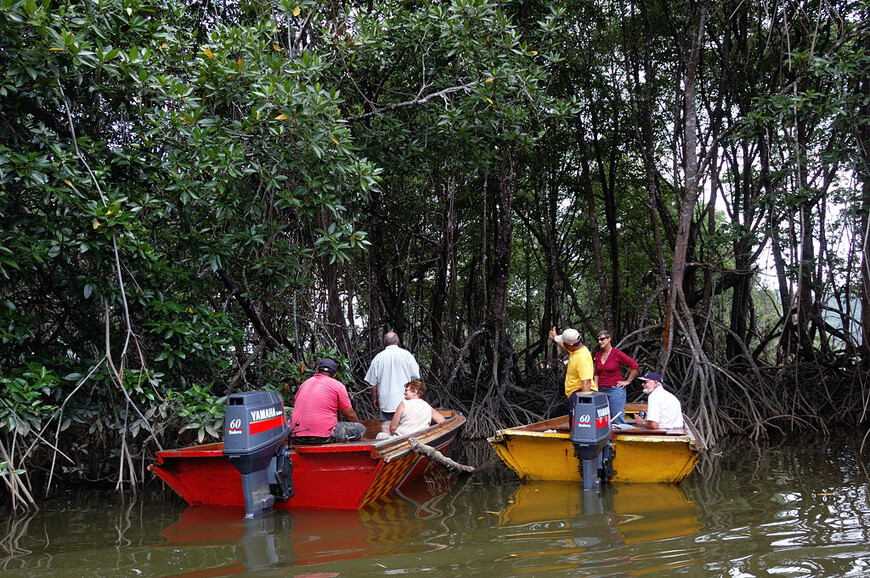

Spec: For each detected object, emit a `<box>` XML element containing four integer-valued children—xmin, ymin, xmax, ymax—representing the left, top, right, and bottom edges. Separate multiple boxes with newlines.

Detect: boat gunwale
<box><xmin>486</xmin><ymin>406</ymin><xmax>704</xmax><ymax>450</ymax></box>
<box><xmin>152</xmin><ymin>410</ymin><xmax>465</xmax><ymax>465</ymax></box>
<box><xmin>486</xmin><ymin>405</ymin><xmax>703</xmax><ymax>484</ymax></box>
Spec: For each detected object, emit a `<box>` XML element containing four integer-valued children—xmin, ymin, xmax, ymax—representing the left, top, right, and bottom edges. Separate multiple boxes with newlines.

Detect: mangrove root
<box><xmin>409</xmin><ymin>437</ymin><xmax>475</xmax><ymax>473</ymax></box>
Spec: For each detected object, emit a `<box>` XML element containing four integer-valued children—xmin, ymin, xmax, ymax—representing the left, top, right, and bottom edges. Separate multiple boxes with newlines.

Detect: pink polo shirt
<box><xmin>289</xmin><ymin>373</ymin><xmax>354</xmax><ymax>438</ymax></box>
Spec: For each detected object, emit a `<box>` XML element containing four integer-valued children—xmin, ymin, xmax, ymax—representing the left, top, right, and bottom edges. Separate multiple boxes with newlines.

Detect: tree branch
<box><xmin>217</xmin><ymin>268</ymin><xmax>283</xmax><ymax>350</ymax></box>
<box><xmin>347</xmin><ymin>81</ymin><xmax>480</xmax><ymax>122</ymax></box>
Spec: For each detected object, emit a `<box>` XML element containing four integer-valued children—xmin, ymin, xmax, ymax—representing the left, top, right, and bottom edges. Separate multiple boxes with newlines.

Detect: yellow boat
<box><xmin>488</xmin><ymin>403</ymin><xmax>705</xmax><ymax>484</ymax></box>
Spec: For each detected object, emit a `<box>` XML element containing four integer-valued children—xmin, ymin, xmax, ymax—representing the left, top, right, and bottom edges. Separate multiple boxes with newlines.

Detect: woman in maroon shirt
<box><xmin>593</xmin><ymin>331</ymin><xmax>639</xmax><ymax>425</ymax></box>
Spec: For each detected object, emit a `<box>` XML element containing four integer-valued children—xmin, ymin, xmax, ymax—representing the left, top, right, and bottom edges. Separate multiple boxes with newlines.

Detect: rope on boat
<box><xmin>408</xmin><ymin>437</ymin><xmax>475</xmax><ymax>473</ymax></box>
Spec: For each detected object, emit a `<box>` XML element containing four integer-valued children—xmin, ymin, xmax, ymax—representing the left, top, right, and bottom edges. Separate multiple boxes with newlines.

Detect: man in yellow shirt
<box><xmin>549</xmin><ymin>327</ymin><xmax>594</xmax><ymax>413</ymax></box>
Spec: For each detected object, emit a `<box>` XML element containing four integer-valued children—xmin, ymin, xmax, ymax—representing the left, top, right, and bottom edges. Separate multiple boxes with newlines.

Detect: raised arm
<box><xmin>548</xmin><ymin>327</ymin><xmax>569</xmax><ymax>353</ymax></box>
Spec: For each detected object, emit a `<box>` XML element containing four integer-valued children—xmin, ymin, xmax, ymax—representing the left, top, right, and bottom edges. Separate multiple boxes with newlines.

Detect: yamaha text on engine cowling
<box><xmin>223</xmin><ymin>391</ymin><xmax>294</xmax><ymax>518</ymax></box>
<box><xmin>570</xmin><ymin>392</ymin><xmax>615</xmax><ymax>491</ymax></box>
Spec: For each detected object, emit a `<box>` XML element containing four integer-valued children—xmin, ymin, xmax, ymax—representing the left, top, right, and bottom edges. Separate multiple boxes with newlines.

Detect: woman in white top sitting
<box><xmin>389</xmin><ymin>380</ymin><xmax>445</xmax><ymax>437</ymax></box>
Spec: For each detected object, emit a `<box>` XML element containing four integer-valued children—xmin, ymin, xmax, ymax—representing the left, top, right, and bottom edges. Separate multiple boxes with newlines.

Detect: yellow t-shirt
<box><xmin>565</xmin><ymin>346</ymin><xmax>595</xmax><ymax>396</ymax></box>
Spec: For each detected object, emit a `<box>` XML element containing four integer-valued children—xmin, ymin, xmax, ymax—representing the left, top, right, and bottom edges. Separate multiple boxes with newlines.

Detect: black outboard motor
<box><xmin>223</xmin><ymin>391</ymin><xmax>294</xmax><ymax>518</ymax></box>
<box><xmin>570</xmin><ymin>392</ymin><xmax>614</xmax><ymax>491</ymax></box>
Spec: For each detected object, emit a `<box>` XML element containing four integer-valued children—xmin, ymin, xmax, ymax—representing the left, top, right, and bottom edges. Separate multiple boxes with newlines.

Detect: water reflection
<box><xmin>158</xmin><ymin>469</ymin><xmax>457</xmax><ymax>573</ymax></box>
<box><xmin>491</xmin><ymin>481</ymin><xmax>702</xmax><ymax>573</ymax></box>
<box><xmin>500</xmin><ymin>481</ymin><xmax>700</xmax><ymax>544</ymax></box>
<box><xmin>686</xmin><ymin>435</ymin><xmax>870</xmax><ymax>577</ymax></box>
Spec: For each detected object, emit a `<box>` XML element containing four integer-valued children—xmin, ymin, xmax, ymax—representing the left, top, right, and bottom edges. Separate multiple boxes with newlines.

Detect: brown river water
<box><xmin>1</xmin><ymin>433</ymin><xmax>869</xmax><ymax>576</ymax></box>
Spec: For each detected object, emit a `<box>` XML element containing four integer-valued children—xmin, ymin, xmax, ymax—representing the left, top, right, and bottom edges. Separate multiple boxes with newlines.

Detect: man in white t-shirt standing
<box><xmin>634</xmin><ymin>371</ymin><xmax>684</xmax><ymax>429</ymax></box>
<box><xmin>365</xmin><ymin>331</ymin><xmax>421</xmax><ymax>436</ymax></box>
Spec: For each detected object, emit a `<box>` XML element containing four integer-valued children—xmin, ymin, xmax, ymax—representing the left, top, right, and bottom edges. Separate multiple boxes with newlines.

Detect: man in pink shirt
<box><xmin>289</xmin><ymin>358</ymin><xmax>366</xmax><ymax>444</ymax></box>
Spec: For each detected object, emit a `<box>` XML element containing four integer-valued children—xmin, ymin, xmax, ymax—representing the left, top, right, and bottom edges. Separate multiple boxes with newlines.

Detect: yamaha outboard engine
<box><xmin>223</xmin><ymin>391</ymin><xmax>294</xmax><ymax>518</ymax></box>
<box><xmin>570</xmin><ymin>392</ymin><xmax>614</xmax><ymax>491</ymax></box>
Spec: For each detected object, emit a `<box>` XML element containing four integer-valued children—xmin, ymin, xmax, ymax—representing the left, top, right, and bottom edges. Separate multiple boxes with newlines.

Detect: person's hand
<box><xmin>548</xmin><ymin>327</ymin><xmax>557</xmax><ymax>341</ymax></box>
<box><xmin>616</xmin><ymin>380</ymin><xmax>628</xmax><ymax>387</ymax></box>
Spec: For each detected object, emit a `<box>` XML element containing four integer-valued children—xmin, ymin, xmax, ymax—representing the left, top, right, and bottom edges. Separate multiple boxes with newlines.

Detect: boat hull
<box><xmin>151</xmin><ymin>412</ymin><xmax>464</xmax><ymax>510</ymax></box>
<box><xmin>488</xmin><ymin>406</ymin><xmax>703</xmax><ymax>484</ymax></box>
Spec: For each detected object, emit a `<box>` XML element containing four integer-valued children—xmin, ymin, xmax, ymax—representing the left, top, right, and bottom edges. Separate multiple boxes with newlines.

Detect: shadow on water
<box><xmin>2</xmin><ymin>433</ymin><xmax>869</xmax><ymax>576</ymax></box>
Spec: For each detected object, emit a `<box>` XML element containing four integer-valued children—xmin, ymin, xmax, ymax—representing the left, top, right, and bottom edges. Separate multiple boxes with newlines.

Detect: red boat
<box><xmin>150</xmin><ymin>409</ymin><xmax>465</xmax><ymax>511</ymax></box>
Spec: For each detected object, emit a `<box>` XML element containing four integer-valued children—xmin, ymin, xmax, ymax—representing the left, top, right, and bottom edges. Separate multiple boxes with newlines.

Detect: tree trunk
<box><xmin>490</xmin><ymin>152</ymin><xmax>518</xmax><ymax>389</ymax></box>
<box><xmin>576</xmin><ymin>116</ymin><xmax>613</xmax><ymax>332</ymax></box>
<box><xmin>430</xmin><ymin>178</ymin><xmax>456</xmax><ymax>376</ymax></box>
<box><xmin>859</xmin><ymin>20</ymin><xmax>870</xmax><ymax>364</ymax></box>
<box><xmin>367</xmin><ymin>190</ymin><xmax>415</xmax><ymax>339</ymax></box>
<box><xmin>661</xmin><ymin>5</ymin><xmax>707</xmax><ymax>370</ymax></box>
<box><xmin>321</xmin><ymin>256</ymin><xmax>346</xmax><ymax>351</ymax></box>
<box><xmin>794</xmin><ymin>120</ymin><xmax>818</xmax><ymax>363</ymax></box>
<box><xmin>635</xmin><ymin>0</ymin><xmax>670</xmax><ymax>290</ymax></box>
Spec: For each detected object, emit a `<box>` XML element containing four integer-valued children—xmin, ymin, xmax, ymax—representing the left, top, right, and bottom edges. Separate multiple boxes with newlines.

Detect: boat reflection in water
<box><xmin>498</xmin><ymin>481</ymin><xmax>700</xmax><ymax>553</ymax></box>
<box><xmin>159</xmin><ymin>469</ymin><xmax>456</xmax><ymax>574</ymax></box>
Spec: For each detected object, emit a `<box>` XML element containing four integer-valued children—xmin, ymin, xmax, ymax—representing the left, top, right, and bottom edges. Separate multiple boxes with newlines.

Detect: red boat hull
<box><xmin>150</xmin><ymin>412</ymin><xmax>465</xmax><ymax>510</ymax></box>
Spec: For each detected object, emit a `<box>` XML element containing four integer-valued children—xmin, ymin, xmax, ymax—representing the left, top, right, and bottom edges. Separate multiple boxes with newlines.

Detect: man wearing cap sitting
<box><xmin>548</xmin><ymin>327</ymin><xmax>594</xmax><ymax>414</ymax></box>
<box><xmin>634</xmin><ymin>371</ymin><xmax>684</xmax><ymax>429</ymax></box>
<box><xmin>289</xmin><ymin>358</ymin><xmax>367</xmax><ymax>444</ymax></box>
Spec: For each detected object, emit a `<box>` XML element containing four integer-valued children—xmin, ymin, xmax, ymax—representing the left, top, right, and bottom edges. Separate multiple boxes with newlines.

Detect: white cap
<box><xmin>554</xmin><ymin>328</ymin><xmax>581</xmax><ymax>345</ymax></box>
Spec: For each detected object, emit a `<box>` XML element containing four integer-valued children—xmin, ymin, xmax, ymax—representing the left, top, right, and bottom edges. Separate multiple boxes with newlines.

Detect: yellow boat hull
<box><xmin>488</xmin><ymin>410</ymin><xmax>704</xmax><ymax>484</ymax></box>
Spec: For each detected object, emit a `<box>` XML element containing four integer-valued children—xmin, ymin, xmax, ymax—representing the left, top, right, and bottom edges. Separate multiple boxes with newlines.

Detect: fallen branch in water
<box><xmin>408</xmin><ymin>437</ymin><xmax>475</xmax><ymax>473</ymax></box>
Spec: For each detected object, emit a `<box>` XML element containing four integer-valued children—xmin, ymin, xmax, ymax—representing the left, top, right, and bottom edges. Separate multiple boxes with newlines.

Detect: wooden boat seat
<box><xmin>329</xmin><ymin>411</ymin><xmax>461</xmax><ymax>445</ymax></box>
<box><xmin>525</xmin><ymin>423</ymin><xmax>569</xmax><ymax>433</ymax></box>
<box><xmin>504</xmin><ymin>409</ymin><xmax>687</xmax><ymax>438</ymax></box>
<box><xmin>613</xmin><ymin>426</ymin><xmax>687</xmax><ymax>436</ymax></box>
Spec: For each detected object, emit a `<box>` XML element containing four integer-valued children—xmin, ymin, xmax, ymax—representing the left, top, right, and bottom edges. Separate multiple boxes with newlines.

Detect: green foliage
<box><xmin>261</xmin><ymin>349</ymin><xmax>311</xmax><ymax>394</ymax></box>
<box><xmin>0</xmin><ymin>461</ymin><xmax>26</xmax><ymax>477</ymax></box>
<box><xmin>0</xmin><ymin>0</ymin><xmax>384</xmax><ymax>486</ymax></box>
<box><xmin>0</xmin><ymin>364</ymin><xmax>60</xmax><ymax>437</ymax></box>
<box><xmin>1</xmin><ymin>0</ymin><xmax>378</xmax><ymax>373</ymax></box>
<box><xmin>146</xmin><ymin>301</ymin><xmax>240</xmax><ymax>371</ymax></box>
<box><xmin>166</xmin><ymin>383</ymin><xmax>226</xmax><ymax>444</ymax></box>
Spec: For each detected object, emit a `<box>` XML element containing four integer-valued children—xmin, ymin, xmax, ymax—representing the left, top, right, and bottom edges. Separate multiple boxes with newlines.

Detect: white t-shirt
<box><xmin>364</xmin><ymin>345</ymin><xmax>420</xmax><ymax>413</ymax></box>
<box><xmin>647</xmin><ymin>385</ymin><xmax>683</xmax><ymax>429</ymax></box>
<box><xmin>393</xmin><ymin>398</ymin><xmax>434</xmax><ymax>437</ymax></box>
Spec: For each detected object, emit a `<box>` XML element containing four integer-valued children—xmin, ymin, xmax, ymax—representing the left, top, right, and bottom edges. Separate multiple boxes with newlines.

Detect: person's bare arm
<box><xmin>635</xmin><ymin>414</ymin><xmax>659</xmax><ymax>429</ymax></box>
<box><xmin>430</xmin><ymin>408</ymin><xmax>445</xmax><ymax>425</ymax></box>
<box><xmin>548</xmin><ymin>327</ymin><xmax>568</xmax><ymax>353</ymax></box>
<box><xmin>371</xmin><ymin>385</ymin><xmax>379</xmax><ymax>409</ymax></box>
<box><xmin>389</xmin><ymin>402</ymin><xmax>405</xmax><ymax>435</ymax></box>
<box><xmin>619</xmin><ymin>369</ymin><xmax>637</xmax><ymax>388</ymax></box>
<box><xmin>340</xmin><ymin>407</ymin><xmax>361</xmax><ymax>422</ymax></box>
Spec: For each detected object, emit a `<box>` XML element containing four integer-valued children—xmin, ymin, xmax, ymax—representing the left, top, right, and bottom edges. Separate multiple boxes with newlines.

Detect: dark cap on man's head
<box><xmin>638</xmin><ymin>371</ymin><xmax>662</xmax><ymax>382</ymax></box>
<box><xmin>317</xmin><ymin>358</ymin><xmax>338</xmax><ymax>374</ymax></box>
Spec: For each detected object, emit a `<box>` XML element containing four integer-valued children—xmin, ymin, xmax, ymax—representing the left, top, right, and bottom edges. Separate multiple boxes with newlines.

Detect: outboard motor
<box><xmin>570</xmin><ymin>392</ymin><xmax>614</xmax><ymax>491</ymax></box>
<box><xmin>223</xmin><ymin>391</ymin><xmax>294</xmax><ymax>518</ymax></box>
